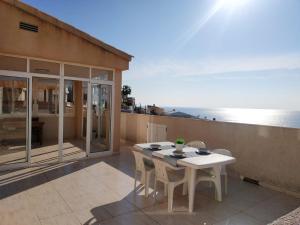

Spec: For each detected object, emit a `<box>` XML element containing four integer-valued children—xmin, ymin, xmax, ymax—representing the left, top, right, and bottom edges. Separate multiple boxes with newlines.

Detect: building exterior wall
<box><xmin>0</xmin><ymin>0</ymin><xmax>129</xmax><ymax>71</ymax></box>
<box><xmin>121</xmin><ymin>112</ymin><xmax>300</xmax><ymax>195</ymax></box>
<box><xmin>0</xmin><ymin>0</ymin><xmax>132</xmax><ymax>154</ymax></box>
<box><xmin>113</xmin><ymin>70</ymin><xmax>122</xmax><ymax>152</ymax></box>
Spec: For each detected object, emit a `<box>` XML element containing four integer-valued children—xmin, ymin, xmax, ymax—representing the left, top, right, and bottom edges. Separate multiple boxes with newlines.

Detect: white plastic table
<box><xmin>134</xmin><ymin>142</ymin><xmax>236</xmax><ymax>212</ymax></box>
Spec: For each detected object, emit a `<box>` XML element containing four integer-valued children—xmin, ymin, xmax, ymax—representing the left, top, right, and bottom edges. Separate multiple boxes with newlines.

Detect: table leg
<box><xmin>188</xmin><ymin>168</ymin><xmax>196</xmax><ymax>213</ymax></box>
<box><xmin>213</xmin><ymin>165</ymin><xmax>222</xmax><ymax>202</ymax></box>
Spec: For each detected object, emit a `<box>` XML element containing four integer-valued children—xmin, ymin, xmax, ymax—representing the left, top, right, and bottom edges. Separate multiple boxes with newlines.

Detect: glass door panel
<box><xmin>31</xmin><ymin>77</ymin><xmax>59</xmax><ymax>164</ymax></box>
<box><xmin>0</xmin><ymin>75</ymin><xmax>28</xmax><ymax>166</ymax></box>
<box><xmin>82</xmin><ymin>82</ymin><xmax>88</xmax><ymax>138</ymax></box>
<box><xmin>90</xmin><ymin>84</ymin><xmax>112</xmax><ymax>153</ymax></box>
<box><xmin>63</xmin><ymin>80</ymin><xmax>87</xmax><ymax>160</ymax></box>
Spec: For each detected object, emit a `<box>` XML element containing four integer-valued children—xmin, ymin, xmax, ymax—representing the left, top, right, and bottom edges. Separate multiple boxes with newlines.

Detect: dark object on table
<box><xmin>196</xmin><ymin>150</ymin><xmax>211</xmax><ymax>155</ymax></box>
<box><xmin>170</xmin><ymin>154</ymin><xmax>186</xmax><ymax>159</ymax></box>
<box><xmin>150</xmin><ymin>144</ymin><xmax>161</xmax><ymax>149</ymax></box>
<box><xmin>144</xmin><ymin>147</ymin><xmax>161</xmax><ymax>151</ymax></box>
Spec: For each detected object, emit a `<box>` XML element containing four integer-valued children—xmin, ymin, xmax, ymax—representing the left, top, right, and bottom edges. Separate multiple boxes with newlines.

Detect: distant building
<box><xmin>127</xmin><ymin>97</ymin><xmax>135</xmax><ymax>109</ymax></box>
<box><xmin>146</xmin><ymin>104</ymin><xmax>165</xmax><ymax>115</ymax></box>
<box><xmin>121</xmin><ymin>96</ymin><xmax>135</xmax><ymax>112</ymax></box>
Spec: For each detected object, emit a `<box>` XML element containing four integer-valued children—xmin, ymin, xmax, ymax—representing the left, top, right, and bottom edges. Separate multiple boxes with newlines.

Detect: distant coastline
<box><xmin>163</xmin><ymin>107</ymin><xmax>300</xmax><ymax>129</ymax></box>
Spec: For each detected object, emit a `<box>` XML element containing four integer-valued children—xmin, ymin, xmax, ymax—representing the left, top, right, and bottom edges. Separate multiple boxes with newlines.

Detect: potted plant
<box><xmin>175</xmin><ymin>138</ymin><xmax>185</xmax><ymax>152</ymax></box>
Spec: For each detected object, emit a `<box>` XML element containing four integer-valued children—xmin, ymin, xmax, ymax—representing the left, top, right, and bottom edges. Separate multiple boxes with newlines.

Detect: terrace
<box><xmin>0</xmin><ymin>0</ymin><xmax>299</xmax><ymax>224</ymax></box>
<box><xmin>1</xmin><ymin>142</ymin><xmax>299</xmax><ymax>225</ymax></box>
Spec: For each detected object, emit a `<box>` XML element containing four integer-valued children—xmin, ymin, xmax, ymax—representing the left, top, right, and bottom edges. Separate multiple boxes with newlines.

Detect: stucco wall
<box><xmin>121</xmin><ymin>112</ymin><xmax>300</xmax><ymax>194</ymax></box>
<box><xmin>113</xmin><ymin>70</ymin><xmax>122</xmax><ymax>152</ymax></box>
<box><xmin>0</xmin><ymin>0</ymin><xmax>129</xmax><ymax>70</ymax></box>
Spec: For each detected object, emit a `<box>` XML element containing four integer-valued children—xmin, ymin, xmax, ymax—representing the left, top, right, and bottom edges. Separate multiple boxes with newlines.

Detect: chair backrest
<box><xmin>132</xmin><ymin>150</ymin><xmax>146</xmax><ymax>172</ymax></box>
<box><xmin>152</xmin><ymin>157</ymin><xmax>170</xmax><ymax>183</ymax></box>
<box><xmin>212</xmin><ymin>149</ymin><xmax>232</xmax><ymax>156</ymax></box>
<box><xmin>212</xmin><ymin>149</ymin><xmax>232</xmax><ymax>175</ymax></box>
<box><xmin>186</xmin><ymin>140</ymin><xmax>206</xmax><ymax>149</ymax></box>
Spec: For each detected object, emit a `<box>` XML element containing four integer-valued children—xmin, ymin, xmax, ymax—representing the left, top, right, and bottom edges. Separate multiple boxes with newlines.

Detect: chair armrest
<box><xmin>165</xmin><ymin>163</ymin><xmax>185</xmax><ymax>171</ymax></box>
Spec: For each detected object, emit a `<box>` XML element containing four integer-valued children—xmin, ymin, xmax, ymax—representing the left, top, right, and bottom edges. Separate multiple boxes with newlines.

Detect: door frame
<box><xmin>62</xmin><ymin>76</ymin><xmax>90</xmax><ymax>161</ymax></box>
<box><xmin>87</xmin><ymin>78</ymin><xmax>114</xmax><ymax>157</ymax></box>
<box><xmin>0</xmin><ymin>53</ymin><xmax>115</xmax><ymax>170</ymax></box>
<box><xmin>0</xmin><ymin>72</ymin><xmax>31</xmax><ymax>171</ymax></box>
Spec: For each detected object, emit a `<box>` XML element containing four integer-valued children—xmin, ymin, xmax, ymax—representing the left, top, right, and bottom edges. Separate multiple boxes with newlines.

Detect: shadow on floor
<box><xmin>0</xmin><ymin>150</ymin><xmax>134</xmax><ymax>200</ymax></box>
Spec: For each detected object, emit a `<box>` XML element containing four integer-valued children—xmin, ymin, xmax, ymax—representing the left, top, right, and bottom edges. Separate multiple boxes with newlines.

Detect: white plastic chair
<box><xmin>186</xmin><ymin>140</ymin><xmax>206</xmax><ymax>149</ymax></box>
<box><xmin>194</xmin><ymin>149</ymin><xmax>232</xmax><ymax>201</ymax></box>
<box><xmin>152</xmin><ymin>157</ymin><xmax>188</xmax><ymax>212</ymax></box>
<box><xmin>211</xmin><ymin>149</ymin><xmax>232</xmax><ymax>194</ymax></box>
<box><xmin>132</xmin><ymin>150</ymin><xmax>154</xmax><ymax>197</ymax></box>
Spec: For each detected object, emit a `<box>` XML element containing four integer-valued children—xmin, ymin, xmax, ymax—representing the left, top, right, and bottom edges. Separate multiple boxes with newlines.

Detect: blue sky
<box><xmin>23</xmin><ymin>0</ymin><xmax>300</xmax><ymax>110</ymax></box>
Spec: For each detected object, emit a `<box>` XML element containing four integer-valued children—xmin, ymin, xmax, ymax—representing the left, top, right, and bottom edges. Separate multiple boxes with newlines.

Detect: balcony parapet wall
<box><xmin>121</xmin><ymin>112</ymin><xmax>300</xmax><ymax>196</ymax></box>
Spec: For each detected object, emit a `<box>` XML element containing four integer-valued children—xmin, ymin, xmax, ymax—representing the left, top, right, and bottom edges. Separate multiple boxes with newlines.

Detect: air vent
<box><xmin>19</xmin><ymin>22</ymin><xmax>38</xmax><ymax>32</ymax></box>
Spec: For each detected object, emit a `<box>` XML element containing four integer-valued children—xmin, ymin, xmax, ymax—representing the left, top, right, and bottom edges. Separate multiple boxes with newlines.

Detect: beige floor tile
<box><xmin>73</xmin><ymin>207</ymin><xmax>113</xmax><ymax>224</ymax></box>
<box><xmin>214</xmin><ymin>213</ymin><xmax>262</xmax><ymax>225</ymax></box>
<box><xmin>33</xmin><ymin>199</ymin><xmax>72</xmax><ymax>220</ymax></box>
<box><xmin>103</xmin><ymin>198</ymin><xmax>138</xmax><ymax>216</ymax></box>
<box><xmin>61</xmin><ymin>194</ymin><xmax>93</xmax><ymax>211</ymax></box>
<box><xmin>244</xmin><ymin>194</ymin><xmax>300</xmax><ymax>223</ymax></box>
<box><xmin>39</xmin><ymin>213</ymin><xmax>81</xmax><ymax>225</ymax></box>
<box><xmin>0</xmin><ymin>192</ymin><xmax>29</xmax><ymax>214</ymax></box>
<box><xmin>196</xmin><ymin>200</ymin><xmax>240</xmax><ymax>222</ymax></box>
<box><xmin>1</xmin><ymin>145</ymin><xmax>299</xmax><ymax>225</ymax></box>
<box><xmin>101</xmin><ymin>211</ymin><xmax>158</xmax><ymax>225</ymax></box>
<box><xmin>0</xmin><ymin>209</ymin><xmax>41</xmax><ymax>225</ymax></box>
<box><xmin>125</xmin><ymin>189</ymin><xmax>166</xmax><ymax>209</ymax></box>
<box><xmin>143</xmin><ymin>202</ymin><xmax>217</xmax><ymax>225</ymax></box>
<box><xmin>86</xmin><ymin>190</ymin><xmax>123</xmax><ymax>208</ymax></box>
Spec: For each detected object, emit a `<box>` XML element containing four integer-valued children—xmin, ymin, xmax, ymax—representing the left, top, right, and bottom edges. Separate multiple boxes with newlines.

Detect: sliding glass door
<box><xmin>90</xmin><ymin>84</ymin><xmax>112</xmax><ymax>153</ymax></box>
<box><xmin>0</xmin><ymin>75</ymin><xmax>29</xmax><ymax>167</ymax></box>
<box><xmin>31</xmin><ymin>77</ymin><xmax>60</xmax><ymax>164</ymax></box>
<box><xmin>0</xmin><ymin>55</ymin><xmax>115</xmax><ymax>170</ymax></box>
<box><xmin>63</xmin><ymin>80</ymin><xmax>88</xmax><ymax>161</ymax></box>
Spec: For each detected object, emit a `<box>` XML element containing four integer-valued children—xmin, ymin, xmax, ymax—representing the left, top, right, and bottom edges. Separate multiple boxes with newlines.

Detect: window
<box><xmin>0</xmin><ymin>75</ymin><xmax>28</xmax><ymax>165</ymax></box>
<box><xmin>30</xmin><ymin>59</ymin><xmax>60</xmax><ymax>75</ymax></box>
<box><xmin>0</xmin><ymin>55</ymin><xmax>27</xmax><ymax>72</ymax></box>
<box><xmin>64</xmin><ymin>64</ymin><xmax>89</xmax><ymax>78</ymax></box>
<box><xmin>0</xmin><ymin>76</ymin><xmax>27</xmax><ymax>114</ymax></box>
<box><xmin>64</xmin><ymin>80</ymin><xmax>74</xmax><ymax>115</ymax></box>
<box><xmin>32</xmin><ymin>78</ymin><xmax>59</xmax><ymax>115</ymax></box>
<box><xmin>91</xmin><ymin>68</ymin><xmax>113</xmax><ymax>81</ymax></box>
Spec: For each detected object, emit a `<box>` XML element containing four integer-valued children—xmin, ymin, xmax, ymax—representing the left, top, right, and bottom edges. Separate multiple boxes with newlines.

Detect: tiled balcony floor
<box><xmin>0</xmin><ymin>143</ymin><xmax>299</xmax><ymax>225</ymax></box>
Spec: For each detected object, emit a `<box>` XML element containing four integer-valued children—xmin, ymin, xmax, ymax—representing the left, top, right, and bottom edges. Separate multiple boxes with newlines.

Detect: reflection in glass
<box><xmin>0</xmin><ymin>75</ymin><xmax>28</xmax><ymax>165</ymax></box>
<box><xmin>31</xmin><ymin>77</ymin><xmax>59</xmax><ymax>164</ymax></box>
<box><xmin>32</xmin><ymin>78</ymin><xmax>59</xmax><ymax>115</ymax></box>
<box><xmin>63</xmin><ymin>80</ymin><xmax>87</xmax><ymax>161</ymax></box>
<box><xmin>91</xmin><ymin>68</ymin><xmax>113</xmax><ymax>81</ymax></box>
<box><xmin>82</xmin><ymin>82</ymin><xmax>88</xmax><ymax>137</ymax></box>
<box><xmin>64</xmin><ymin>80</ymin><xmax>74</xmax><ymax>115</ymax></box>
<box><xmin>90</xmin><ymin>84</ymin><xmax>111</xmax><ymax>153</ymax></box>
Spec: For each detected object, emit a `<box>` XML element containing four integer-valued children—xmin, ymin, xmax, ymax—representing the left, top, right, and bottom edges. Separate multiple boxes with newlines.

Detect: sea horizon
<box><xmin>163</xmin><ymin>106</ymin><xmax>300</xmax><ymax>129</ymax></box>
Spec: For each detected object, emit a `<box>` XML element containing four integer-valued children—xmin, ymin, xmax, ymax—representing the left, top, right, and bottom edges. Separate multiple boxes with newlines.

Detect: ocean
<box><xmin>163</xmin><ymin>107</ymin><xmax>300</xmax><ymax>129</ymax></box>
